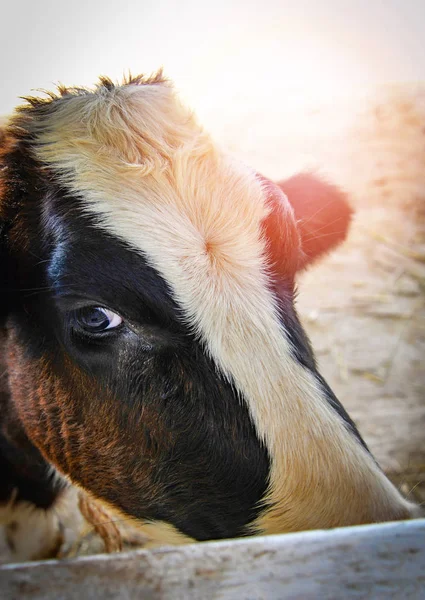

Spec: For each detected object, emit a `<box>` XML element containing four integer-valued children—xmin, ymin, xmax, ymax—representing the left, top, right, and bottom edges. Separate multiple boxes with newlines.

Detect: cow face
<box><xmin>0</xmin><ymin>74</ymin><xmax>420</xmax><ymax>543</ymax></box>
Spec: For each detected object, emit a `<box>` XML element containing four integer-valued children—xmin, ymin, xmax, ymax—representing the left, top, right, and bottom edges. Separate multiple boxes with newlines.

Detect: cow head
<box><xmin>0</xmin><ymin>74</ymin><xmax>420</xmax><ymax>543</ymax></box>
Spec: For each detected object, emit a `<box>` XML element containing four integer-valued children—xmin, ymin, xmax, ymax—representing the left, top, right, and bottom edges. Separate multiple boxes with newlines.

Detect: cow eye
<box><xmin>73</xmin><ymin>306</ymin><xmax>123</xmax><ymax>334</ymax></box>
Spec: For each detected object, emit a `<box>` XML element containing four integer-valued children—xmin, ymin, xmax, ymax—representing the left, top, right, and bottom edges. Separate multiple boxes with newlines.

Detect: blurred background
<box><xmin>0</xmin><ymin>0</ymin><xmax>424</xmax><ymax>550</ymax></box>
<box><xmin>1</xmin><ymin>0</ymin><xmax>424</xmax><ymax>115</ymax></box>
<box><xmin>1</xmin><ymin>1</ymin><xmax>425</xmax><ymax>199</ymax></box>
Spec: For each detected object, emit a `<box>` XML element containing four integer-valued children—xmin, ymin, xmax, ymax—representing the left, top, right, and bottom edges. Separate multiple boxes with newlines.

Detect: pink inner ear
<box><xmin>258</xmin><ymin>175</ymin><xmax>301</xmax><ymax>282</ymax></box>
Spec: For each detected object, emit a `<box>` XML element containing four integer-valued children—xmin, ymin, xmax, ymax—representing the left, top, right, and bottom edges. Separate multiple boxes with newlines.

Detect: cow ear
<box><xmin>277</xmin><ymin>173</ymin><xmax>353</xmax><ymax>271</ymax></box>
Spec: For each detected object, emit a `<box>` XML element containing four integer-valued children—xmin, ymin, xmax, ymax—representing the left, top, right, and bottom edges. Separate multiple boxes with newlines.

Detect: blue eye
<box><xmin>74</xmin><ymin>307</ymin><xmax>123</xmax><ymax>333</ymax></box>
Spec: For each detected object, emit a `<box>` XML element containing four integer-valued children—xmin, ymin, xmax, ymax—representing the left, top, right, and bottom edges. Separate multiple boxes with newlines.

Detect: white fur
<box><xmin>0</xmin><ymin>484</ymin><xmax>85</xmax><ymax>563</ymax></box>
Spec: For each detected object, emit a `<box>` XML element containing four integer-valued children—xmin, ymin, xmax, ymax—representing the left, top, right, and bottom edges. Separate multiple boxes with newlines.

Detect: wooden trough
<box><xmin>1</xmin><ymin>519</ymin><xmax>424</xmax><ymax>599</ymax></box>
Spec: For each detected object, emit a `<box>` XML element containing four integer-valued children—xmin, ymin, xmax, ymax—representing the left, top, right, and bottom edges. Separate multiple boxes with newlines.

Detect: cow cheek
<box><xmin>5</xmin><ymin>336</ymin><xmax>157</xmax><ymax>509</ymax></box>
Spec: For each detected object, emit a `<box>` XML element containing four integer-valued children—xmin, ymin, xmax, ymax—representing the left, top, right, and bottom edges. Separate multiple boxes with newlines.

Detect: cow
<box><xmin>0</xmin><ymin>73</ymin><xmax>421</xmax><ymax>561</ymax></box>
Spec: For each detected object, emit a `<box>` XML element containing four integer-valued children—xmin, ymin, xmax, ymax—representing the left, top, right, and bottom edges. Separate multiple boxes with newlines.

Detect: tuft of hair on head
<box><xmin>14</xmin><ymin>69</ymin><xmax>168</xmax><ymax>114</ymax></box>
<box><xmin>6</xmin><ymin>68</ymin><xmax>208</xmax><ymax>178</ymax></box>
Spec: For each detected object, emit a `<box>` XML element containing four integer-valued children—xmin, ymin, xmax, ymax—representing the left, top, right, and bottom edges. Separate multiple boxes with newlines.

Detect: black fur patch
<box><xmin>0</xmin><ymin>430</ymin><xmax>65</xmax><ymax>509</ymax></box>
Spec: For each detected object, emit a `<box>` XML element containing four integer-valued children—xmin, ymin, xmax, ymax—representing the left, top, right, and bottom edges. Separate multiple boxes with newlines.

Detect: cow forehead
<box><xmin>30</xmin><ymin>82</ymin><xmax>272</xmax><ymax>258</ymax></box>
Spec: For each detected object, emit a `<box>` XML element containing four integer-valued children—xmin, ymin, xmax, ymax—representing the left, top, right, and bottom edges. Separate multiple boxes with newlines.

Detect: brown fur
<box><xmin>6</xmin><ymin>331</ymin><xmax>181</xmax><ymax>523</ymax></box>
